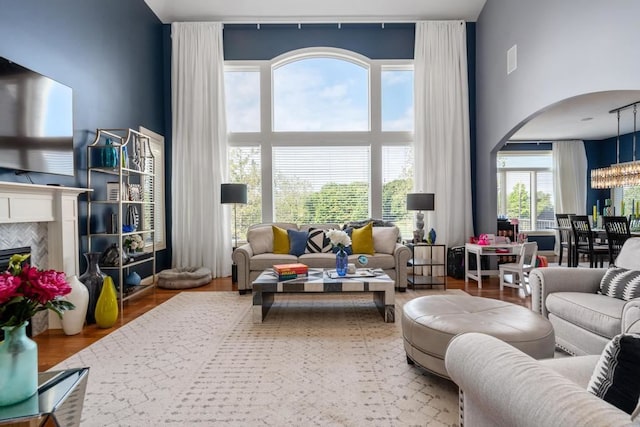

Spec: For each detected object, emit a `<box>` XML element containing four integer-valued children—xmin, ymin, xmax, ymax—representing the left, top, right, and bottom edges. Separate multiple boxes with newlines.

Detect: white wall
<box><xmin>475</xmin><ymin>0</ymin><xmax>640</xmax><ymax>232</ymax></box>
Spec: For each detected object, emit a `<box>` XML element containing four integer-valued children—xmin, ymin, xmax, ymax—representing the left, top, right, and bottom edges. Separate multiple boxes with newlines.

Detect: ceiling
<box><xmin>143</xmin><ymin>0</ymin><xmax>487</xmax><ymax>24</ymax></box>
<box><xmin>510</xmin><ymin>91</ymin><xmax>640</xmax><ymax>142</ymax></box>
<box><xmin>144</xmin><ymin>0</ymin><xmax>638</xmax><ymax>143</ymax></box>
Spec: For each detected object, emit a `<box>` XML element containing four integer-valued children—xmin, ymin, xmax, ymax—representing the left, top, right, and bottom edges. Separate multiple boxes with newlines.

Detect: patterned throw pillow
<box><xmin>598</xmin><ymin>267</ymin><xmax>640</xmax><ymax>301</ymax></box>
<box><xmin>587</xmin><ymin>333</ymin><xmax>640</xmax><ymax>416</ymax></box>
<box><xmin>305</xmin><ymin>228</ymin><xmax>331</xmax><ymax>253</ymax></box>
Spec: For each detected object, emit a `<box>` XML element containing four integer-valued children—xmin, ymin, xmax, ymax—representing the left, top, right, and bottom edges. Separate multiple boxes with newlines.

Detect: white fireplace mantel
<box><xmin>0</xmin><ymin>181</ymin><xmax>90</xmax><ymax>276</ymax></box>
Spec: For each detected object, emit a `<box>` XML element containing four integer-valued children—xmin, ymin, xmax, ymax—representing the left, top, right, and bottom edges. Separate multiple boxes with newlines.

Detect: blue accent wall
<box><xmin>223</xmin><ymin>23</ymin><xmax>416</xmax><ymax>60</ymax></box>
<box><xmin>584</xmin><ymin>132</ymin><xmax>636</xmax><ymax>213</ymax></box>
<box><xmin>0</xmin><ymin>0</ymin><xmax>169</xmax><ymax>271</ymax></box>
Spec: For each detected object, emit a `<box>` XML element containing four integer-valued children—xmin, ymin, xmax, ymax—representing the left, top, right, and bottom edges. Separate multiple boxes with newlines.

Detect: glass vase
<box><xmin>0</xmin><ymin>322</ymin><xmax>38</xmax><ymax>406</ymax></box>
<box><xmin>95</xmin><ymin>276</ymin><xmax>119</xmax><ymax>329</ymax></box>
<box><xmin>336</xmin><ymin>247</ymin><xmax>348</xmax><ymax>277</ymax></box>
<box><xmin>79</xmin><ymin>252</ymin><xmax>105</xmax><ymax>325</ymax></box>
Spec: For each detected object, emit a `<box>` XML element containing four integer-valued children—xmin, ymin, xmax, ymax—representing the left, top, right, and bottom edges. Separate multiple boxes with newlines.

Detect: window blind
<box><xmin>272</xmin><ymin>146</ymin><xmax>370</xmax><ymax>224</ymax></box>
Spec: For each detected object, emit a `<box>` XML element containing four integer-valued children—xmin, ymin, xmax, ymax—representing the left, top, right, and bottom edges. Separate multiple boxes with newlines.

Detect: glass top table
<box><xmin>0</xmin><ymin>367</ymin><xmax>89</xmax><ymax>427</ymax></box>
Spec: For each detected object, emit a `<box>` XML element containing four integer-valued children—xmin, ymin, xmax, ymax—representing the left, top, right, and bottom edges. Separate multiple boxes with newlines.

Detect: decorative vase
<box><xmin>95</xmin><ymin>276</ymin><xmax>119</xmax><ymax>328</ymax></box>
<box><xmin>0</xmin><ymin>322</ymin><xmax>38</xmax><ymax>406</ymax></box>
<box><xmin>125</xmin><ymin>271</ymin><xmax>141</xmax><ymax>287</ymax></box>
<box><xmin>428</xmin><ymin>228</ymin><xmax>437</xmax><ymax>244</ymax></box>
<box><xmin>101</xmin><ymin>138</ymin><xmax>118</xmax><ymax>168</ymax></box>
<box><xmin>79</xmin><ymin>252</ymin><xmax>105</xmax><ymax>325</ymax></box>
<box><xmin>60</xmin><ymin>275</ymin><xmax>89</xmax><ymax>336</ymax></box>
<box><xmin>336</xmin><ymin>247</ymin><xmax>348</xmax><ymax>277</ymax></box>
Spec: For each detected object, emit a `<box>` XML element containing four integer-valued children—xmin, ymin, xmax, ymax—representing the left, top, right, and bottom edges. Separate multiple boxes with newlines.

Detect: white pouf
<box><xmin>157</xmin><ymin>267</ymin><xmax>212</xmax><ymax>289</ymax></box>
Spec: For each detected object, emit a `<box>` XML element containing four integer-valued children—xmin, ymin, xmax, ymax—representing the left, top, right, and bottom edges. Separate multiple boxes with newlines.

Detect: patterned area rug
<box><xmin>55</xmin><ymin>289</ymin><xmax>466</xmax><ymax>426</ymax></box>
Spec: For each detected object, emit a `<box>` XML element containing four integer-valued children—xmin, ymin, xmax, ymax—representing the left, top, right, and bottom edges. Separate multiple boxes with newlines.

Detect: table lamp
<box><xmin>406</xmin><ymin>193</ymin><xmax>435</xmax><ymax>243</ymax></box>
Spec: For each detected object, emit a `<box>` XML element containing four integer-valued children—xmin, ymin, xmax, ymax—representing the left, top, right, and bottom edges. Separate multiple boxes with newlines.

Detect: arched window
<box><xmin>225</xmin><ymin>48</ymin><xmax>414</xmax><ymax>239</ymax></box>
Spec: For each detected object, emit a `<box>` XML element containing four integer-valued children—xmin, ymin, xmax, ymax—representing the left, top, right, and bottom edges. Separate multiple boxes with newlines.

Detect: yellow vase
<box><xmin>95</xmin><ymin>276</ymin><xmax>119</xmax><ymax>328</ymax></box>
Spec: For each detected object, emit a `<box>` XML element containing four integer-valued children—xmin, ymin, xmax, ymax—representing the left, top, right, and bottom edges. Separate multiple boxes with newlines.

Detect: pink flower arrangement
<box><xmin>0</xmin><ymin>254</ymin><xmax>74</xmax><ymax>329</ymax></box>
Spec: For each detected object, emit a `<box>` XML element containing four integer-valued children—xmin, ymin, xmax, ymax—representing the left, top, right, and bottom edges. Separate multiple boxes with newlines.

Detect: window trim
<box><xmin>139</xmin><ymin>126</ymin><xmax>166</xmax><ymax>250</ymax></box>
<box><xmin>497</xmin><ymin>150</ymin><xmax>555</xmax><ymax>234</ymax></box>
<box><xmin>225</xmin><ymin>48</ymin><xmax>413</xmax><ymax>224</ymax></box>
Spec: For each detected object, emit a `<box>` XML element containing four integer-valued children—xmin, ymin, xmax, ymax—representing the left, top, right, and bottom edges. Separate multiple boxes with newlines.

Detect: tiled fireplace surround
<box><xmin>0</xmin><ymin>181</ymin><xmax>88</xmax><ymax>334</ymax></box>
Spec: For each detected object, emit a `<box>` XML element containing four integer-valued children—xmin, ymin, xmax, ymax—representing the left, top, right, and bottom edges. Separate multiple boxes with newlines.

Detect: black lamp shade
<box><xmin>406</xmin><ymin>193</ymin><xmax>435</xmax><ymax>211</ymax></box>
<box><xmin>221</xmin><ymin>183</ymin><xmax>248</xmax><ymax>204</ymax></box>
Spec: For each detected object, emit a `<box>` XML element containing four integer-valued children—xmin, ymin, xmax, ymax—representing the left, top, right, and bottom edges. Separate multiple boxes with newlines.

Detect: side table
<box><xmin>0</xmin><ymin>368</ymin><xmax>89</xmax><ymax>427</ymax></box>
<box><xmin>407</xmin><ymin>243</ymin><xmax>447</xmax><ymax>289</ymax></box>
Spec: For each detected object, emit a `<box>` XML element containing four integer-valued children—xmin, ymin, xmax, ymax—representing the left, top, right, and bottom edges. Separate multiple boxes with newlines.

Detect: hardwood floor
<box><xmin>34</xmin><ymin>275</ymin><xmax>530</xmax><ymax>371</ymax></box>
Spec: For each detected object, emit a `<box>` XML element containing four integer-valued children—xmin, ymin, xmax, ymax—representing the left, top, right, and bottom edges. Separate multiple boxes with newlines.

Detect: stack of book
<box><xmin>273</xmin><ymin>263</ymin><xmax>308</xmax><ymax>281</ymax></box>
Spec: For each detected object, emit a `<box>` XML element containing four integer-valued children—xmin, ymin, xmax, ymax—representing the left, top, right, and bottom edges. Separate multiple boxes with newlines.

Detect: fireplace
<box><xmin>0</xmin><ymin>246</ymin><xmax>32</xmax><ymax>339</ymax></box>
<box><xmin>0</xmin><ymin>181</ymin><xmax>89</xmax><ymax>334</ymax></box>
<box><xmin>0</xmin><ymin>246</ymin><xmax>31</xmax><ymax>270</ymax></box>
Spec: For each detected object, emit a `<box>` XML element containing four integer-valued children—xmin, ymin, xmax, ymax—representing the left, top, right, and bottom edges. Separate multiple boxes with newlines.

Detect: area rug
<box><xmin>54</xmin><ymin>289</ymin><xmax>467</xmax><ymax>426</ymax></box>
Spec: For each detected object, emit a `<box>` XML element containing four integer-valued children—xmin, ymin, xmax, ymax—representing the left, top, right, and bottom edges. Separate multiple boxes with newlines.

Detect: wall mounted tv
<box><xmin>0</xmin><ymin>56</ymin><xmax>74</xmax><ymax>176</ymax></box>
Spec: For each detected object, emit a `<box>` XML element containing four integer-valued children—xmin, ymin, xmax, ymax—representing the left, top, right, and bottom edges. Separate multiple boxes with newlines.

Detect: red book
<box><xmin>273</xmin><ymin>263</ymin><xmax>308</xmax><ymax>275</ymax></box>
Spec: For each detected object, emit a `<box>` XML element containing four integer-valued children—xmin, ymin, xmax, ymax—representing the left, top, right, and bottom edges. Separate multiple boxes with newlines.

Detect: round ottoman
<box><xmin>401</xmin><ymin>295</ymin><xmax>555</xmax><ymax>379</ymax></box>
<box><xmin>157</xmin><ymin>267</ymin><xmax>212</xmax><ymax>289</ymax></box>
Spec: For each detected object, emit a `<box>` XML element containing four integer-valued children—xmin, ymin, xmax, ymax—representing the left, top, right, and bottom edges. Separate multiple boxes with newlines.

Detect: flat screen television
<box><xmin>0</xmin><ymin>56</ymin><xmax>74</xmax><ymax>176</ymax></box>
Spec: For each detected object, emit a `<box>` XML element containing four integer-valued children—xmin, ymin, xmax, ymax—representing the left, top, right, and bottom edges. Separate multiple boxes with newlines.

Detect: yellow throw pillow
<box><xmin>351</xmin><ymin>222</ymin><xmax>374</xmax><ymax>255</ymax></box>
<box><xmin>272</xmin><ymin>225</ymin><xmax>290</xmax><ymax>254</ymax></box>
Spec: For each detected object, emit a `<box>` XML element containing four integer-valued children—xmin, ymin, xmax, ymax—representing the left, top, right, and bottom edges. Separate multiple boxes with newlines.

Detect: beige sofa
<box><xmin>232</xmin><ymin>222</ymin><xmax>411</xmax><ymax>294</ymax></box>
<box><xmin>529</xmin><ymin>237</ymin><xmax>640</xmax><ymax>355</ymax></box>
<box><xmin>445</xmin><ymin>333</ymin><xmax>633</xmax><ymax>426</ymax></box>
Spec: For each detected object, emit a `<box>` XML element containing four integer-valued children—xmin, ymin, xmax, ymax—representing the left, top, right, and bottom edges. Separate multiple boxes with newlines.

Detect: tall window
<box><xmin>225</xmin><ymin>48</ymin><xmax>414</xmax><ymax>239</ymax></box>
<box><xmin>497</xmin><ymin>151</ymin><xmax>555</xmax><ymax>232</ymax></box>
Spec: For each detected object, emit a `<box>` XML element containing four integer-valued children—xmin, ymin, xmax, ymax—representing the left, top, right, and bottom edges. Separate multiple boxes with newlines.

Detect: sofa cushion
<box><xmin>299</xmin><ymin>253</ymin><xmax>338</xmax><ymax>269</ymax></box>
<box><xmin>250</xmin><ymin>253</ymin><xmax>298</xmax><ymax>271</ymax></box>
<box><xmin>587</xmin><ymin>333</ymin><xmax>640</xmax><ymax>416</ymax></box>
<box><xmin>305</xmin><ymin>228</ymin><xmax>331</xmax><ymax>253</ymax></box>
<box><xmin>546</xmin><ymin>292</ymin><xmax>626</xmax><ymax>339</ymax></box>
<box><xmin>372</xmin><ymin>226</ymin><xmax>400</xmax><ymax>254</ymax></box>
<box><xmin>299</xmin><ymin>223</ymin><xmax>340</xmax><ymax>231</ymax></box>
<box><xmin>351</xmin><ymin>222</ymin><xmax>374</xmax><ymax>255</ymax></box>
<box><xmin>287</xmin><ymin>229</ymin><xmax>309</xmax><ymax>256</ymax></box>
<box><xmin>273</xmin><ymin>226</ymin><xmax>290</xmax><ymax>254</ymax></box>
<box><xmin>247</xmin><ymin>226</ymin><xmax>274</xmax><ymax>255</ymax></box>
<box><xmin>598</xmin><ymin>267</ymin><xmax>640</xmax><ymax>301</ymax></box>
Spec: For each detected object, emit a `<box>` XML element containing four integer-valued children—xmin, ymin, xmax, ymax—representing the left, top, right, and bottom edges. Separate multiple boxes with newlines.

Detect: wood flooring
<box><xmin>34</xmin><ymin>275</ymin><xmax>531</xmax><ymax>371</ymax></box>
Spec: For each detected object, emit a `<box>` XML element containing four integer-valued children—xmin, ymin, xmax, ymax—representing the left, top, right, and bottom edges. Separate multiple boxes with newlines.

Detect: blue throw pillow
<box><xmin>288</xmin><ymin>229</ymin><xmax>309</xmax><ymax>257</ymax></box>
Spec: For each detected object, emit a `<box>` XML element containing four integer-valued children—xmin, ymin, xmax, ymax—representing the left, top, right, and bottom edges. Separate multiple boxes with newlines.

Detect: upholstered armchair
<box><xmin>445</xmin><ymin>333</ymin><xmax>633</xmax><ymax>427</ymax></box>
<box><xmin>529</xmin><ymin>237</ymin><xmax>640</xmax><ymax>355</ymax></box>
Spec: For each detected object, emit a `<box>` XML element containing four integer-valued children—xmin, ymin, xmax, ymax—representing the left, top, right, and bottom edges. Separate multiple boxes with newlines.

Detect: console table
<box><xmin>464</xmin><ymin>243</ymin><xmax>522</xmax><ymax>288</ymax></box>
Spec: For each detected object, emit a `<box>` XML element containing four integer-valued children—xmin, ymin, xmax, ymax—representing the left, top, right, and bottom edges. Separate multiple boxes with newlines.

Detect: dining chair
<box><xmin>555</xmin><ymin>213</ymin><xmax>573</xmax><ymax>266</ymax></box>
<box><xmin>499</xmin><ymin>241</ymin><xmax>538</xmax><ymax>295</ymax></box>
<box><xmin>603</xmin><ymin>216</ymin><xmax>631</xmax><ymax>265</ymax></box>
<box><xmin>569</xmin><ymin>215</ymin><xmax>609</xmax><ymax>268</ymax></box>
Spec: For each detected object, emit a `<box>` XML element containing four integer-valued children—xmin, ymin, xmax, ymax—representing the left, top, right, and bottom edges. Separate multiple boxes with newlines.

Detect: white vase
<box><xmin>61</xmin><ymin>275</ymin><xmax>89</xmax><ymax>335</ymax></box>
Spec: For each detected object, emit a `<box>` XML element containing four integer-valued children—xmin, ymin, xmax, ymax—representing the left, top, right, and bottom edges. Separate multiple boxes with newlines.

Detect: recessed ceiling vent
<box><xmin>507</xmin><ymin>44</ymin><xmax>517</xmax><ymax>75</ymax></box>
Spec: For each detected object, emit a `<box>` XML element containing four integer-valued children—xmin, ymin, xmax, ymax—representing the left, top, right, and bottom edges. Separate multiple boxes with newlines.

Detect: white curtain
<box><xmin>171</xmin><ymin>22</ymin><xmax>231</xmax><ymax>277</ymax></box>
<box><xmin>552</xmin><ymin>140</ymin><xmax>587</xmax><ymax>253</ymax></box>
<box><xmin>414</xmin><ymin>21</ymin><xmax>474</xmax><ymax>247</ymax></box>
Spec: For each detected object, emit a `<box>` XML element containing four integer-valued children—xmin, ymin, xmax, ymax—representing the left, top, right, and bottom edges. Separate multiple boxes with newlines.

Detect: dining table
<box><xmin>552</xmin><ymin>225</ymin><xmax>640</xmax><ymax>267</ymax></box>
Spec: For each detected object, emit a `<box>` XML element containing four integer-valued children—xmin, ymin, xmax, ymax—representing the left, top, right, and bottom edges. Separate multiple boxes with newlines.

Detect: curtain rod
<box><xmin>218</xmin><ymin>19</ymin><xmax>464</xmax><ymax>27</ymax></box>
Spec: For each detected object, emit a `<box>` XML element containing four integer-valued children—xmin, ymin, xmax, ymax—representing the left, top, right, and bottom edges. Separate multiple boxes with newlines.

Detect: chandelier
<box><xmin>591</xmin><ymin>102</ymin><xmax>640</xmax><ymax>189</ymax></box>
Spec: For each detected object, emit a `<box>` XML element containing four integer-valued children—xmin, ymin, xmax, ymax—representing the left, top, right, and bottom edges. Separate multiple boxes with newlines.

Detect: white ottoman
<box><xmin>401</xmin><ymin>295</ymin><xmax>555</xmax><ymax>379</ymax></box>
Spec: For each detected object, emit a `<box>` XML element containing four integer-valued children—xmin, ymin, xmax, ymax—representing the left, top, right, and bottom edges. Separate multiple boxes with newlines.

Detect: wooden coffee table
<box><xmin>251</xmin><ymin>268</ymin><xmax>395</xmax><ymax>323</ymax></box>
